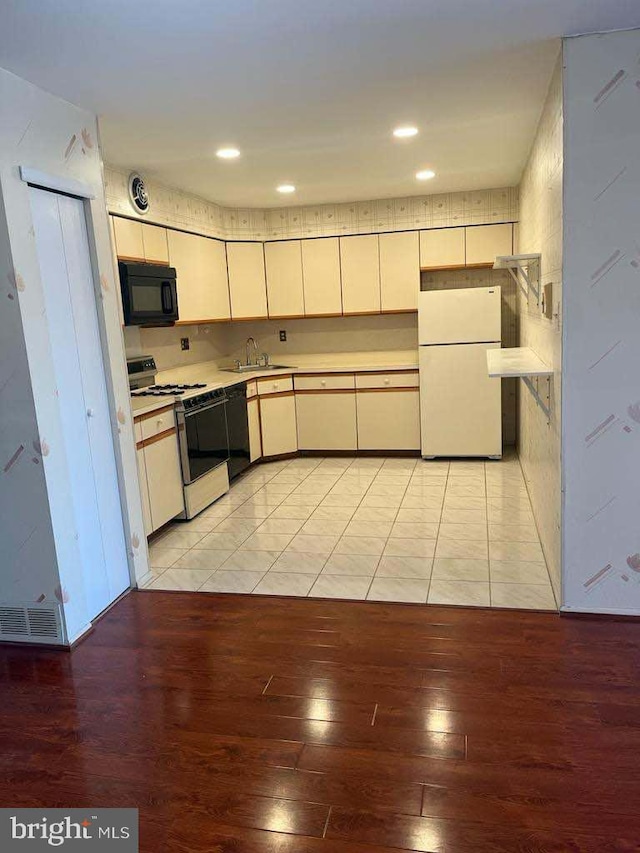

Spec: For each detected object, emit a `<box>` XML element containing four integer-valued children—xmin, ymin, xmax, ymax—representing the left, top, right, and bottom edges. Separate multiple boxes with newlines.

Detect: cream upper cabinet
<box><xmin>227</xmin><ymin>242</ymin><xmax>268</xmax><ymax>320</ymax></box>
<box><xmin>167</xmin><ymin>230</ymin><xmax>230</xmax><ymax>323</ymax></box>
<box><xmin>264</xmin><ymin>240</ymin><xmax>305</xmax><ymax>318</ymax></box>
<box><xmin>465</xmin><ymin>223</ymin><xmax>513</xmax><ymax>266</ymax></box>
<box><xmin>340</xmin><ymin>235</ymin><xmax>381</xmax><ymax>314</ymax></box>
<box><xmin>112</xmin><ymin>216</ymin><xmax>144</xmax><ymax>260</ymax></box>
<box><xmin>419</xmin><ymin>227</ymin><xmax>465</xmax><ymax>269</ymax></box>
<box><xmin>301</xmin><ymin>237</ymin><xmax>342</xmax><ymax>316</ymax></box>
<box><xmin>141</xmin><ymin>224</ymin><xmax>169</xmax><ymax>264</ymax></box>
<box><xmin>379</xmin><ymin>231</ymin><xmax>420</xmax><ymax>312</ymax></box>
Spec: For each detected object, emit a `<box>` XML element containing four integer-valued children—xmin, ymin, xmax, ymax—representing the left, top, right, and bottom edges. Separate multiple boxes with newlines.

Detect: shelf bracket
<box><xmin>494</xmin><ymin>254</ymin><xmax>541</xmax><ymax>303</ymax></box>
<box><xmin>522</xmin><ymin>375</ymin><xmax>551</xmax><ymax>423</ymax></box>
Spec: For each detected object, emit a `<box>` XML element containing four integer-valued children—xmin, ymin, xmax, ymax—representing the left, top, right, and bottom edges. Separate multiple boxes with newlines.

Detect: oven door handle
<box><xmin>182</xmin><ymin>398</ymin><xmax>227</xmax><ymax>417</ymax></box>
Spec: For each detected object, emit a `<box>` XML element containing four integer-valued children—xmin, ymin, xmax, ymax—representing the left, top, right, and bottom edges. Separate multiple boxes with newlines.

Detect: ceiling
<box><xmin>1</xmin><ymin>1</ymin><xmax>640</xmax><ymax>208</ymax></box>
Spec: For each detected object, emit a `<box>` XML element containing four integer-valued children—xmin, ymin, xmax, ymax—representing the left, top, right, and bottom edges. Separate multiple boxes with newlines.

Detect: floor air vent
<box><xmin>0</xmin><ymin>602</ymin><xmax>64</xmax><ymax>644</ymax></box>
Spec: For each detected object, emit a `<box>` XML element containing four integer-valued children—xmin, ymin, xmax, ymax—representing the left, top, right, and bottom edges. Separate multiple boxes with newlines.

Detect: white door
<box><xmin>420</xmin><ymin>343</ymin><xmax>502</xmax><ymax>457</ymax></box>
<box><xmin>30</xmin><ymin>188</ymin><xmax>130</xmax><ymax>618</ymax></box>
<box><xmin>418</xmin><ymin>286</ymin><xmax>501</xmax><ymax>344</ymax></box>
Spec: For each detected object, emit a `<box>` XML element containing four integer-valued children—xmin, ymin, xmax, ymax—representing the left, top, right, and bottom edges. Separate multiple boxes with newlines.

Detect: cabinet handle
<box><xmin>321</xmin><ymin>380</ymin><xmax>326</xmax><ymax>386</ymax></box>
<box><xmin>384</xmin><ymin>378</ymin><xmax>390</xmax><ymax>385</ymax></box>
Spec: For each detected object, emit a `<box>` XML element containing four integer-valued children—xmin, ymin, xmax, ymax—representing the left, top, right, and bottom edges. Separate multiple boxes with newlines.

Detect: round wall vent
<box><xmin>128</xmin><ymin>172</ymin><xmax>150</xmax><ymax>215</ymax></box>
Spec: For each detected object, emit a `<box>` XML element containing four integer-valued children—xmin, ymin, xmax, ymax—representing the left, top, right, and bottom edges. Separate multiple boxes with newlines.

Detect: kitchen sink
<box><xmin>222</xmin><ymin>364</ymin><xmax>293</xmax><ymax>373</ymax></box>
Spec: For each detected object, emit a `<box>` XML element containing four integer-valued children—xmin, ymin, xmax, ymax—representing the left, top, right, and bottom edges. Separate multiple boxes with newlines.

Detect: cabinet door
<box><xmin>141</xmin><ymin>224</ymin><xmax>169</xmax><ymax>264</ymax></box>
<box><xmin>264</xmin><ymin>240</ymin><xmax>305</xmax><ymax>317</ymax></box>
<box><xmin>248</xmin><ymin>397</ymin><xmax>262</xmax><ymax>463</ymax></box>
<box><xmin>112</xmin><ymin>216</ymin><xmax>144</xmax><ymax>260</ymax></box>
<box><xmin>260</xmin><ymin>395</ymin><xmax>297</xmax><ymax>457</ymax></box>
<box><xmin>419</xmin><ymin>227</ymin><xmax>465</xmax><ymax>269</ymax></box>
<box><xmin>296</xmin><ymin>392</ymin><xmax>357</xmax><ymax>450</ymax></box>
<box><xmin>379</xmin><ymin>231</ymin><xmax>420</xmax><ymax>312</ymax></box>
<box><xmin>144</xmin><ymin>432</ymin><xmax>184</xmax><ymax>531</ymax></box>
<box><xmin>340</xmin><ymin>235</ymin><xmax>380</xmax><ymax>314</ymax></box>
<box><xmin>356</xmin><ymin>390</ymin><xmax>421</xmax><ymax>450</ymax></box>
<box><xmin>227</xmin><ymin>242</ymin><xmax>268</xmax><ymax>319</ymax></box>
<box><xmin>136</xmin><ymin>446</ymin><xmax>153</xmax><ymax>537</ymax></box>
<box><xmin>168</xmin><ymin>230</ymin><xmax>230</xmax><ymax>323</ymax></box>
<box><xmin>301</xmin><ymin>237</ymin><xmax>342</xmax><ymax>316</ymax></box>
<box><xmin>465</xmin><ymin>224</ymin><xmax>513</xmax><ymax>266</ymax></box>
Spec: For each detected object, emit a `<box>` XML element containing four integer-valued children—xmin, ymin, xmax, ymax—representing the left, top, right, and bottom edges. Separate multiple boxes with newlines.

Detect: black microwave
<box><xmin>118</xmin><ymin>261</ymin><xmax>179</xmax><ymax>326</ymax></box>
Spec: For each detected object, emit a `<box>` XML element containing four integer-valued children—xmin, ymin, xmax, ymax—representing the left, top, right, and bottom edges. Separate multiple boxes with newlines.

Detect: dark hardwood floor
<box><xmin>1</xmin><ymin>590</ymin><xmax>639</xmax><ymax>851</ymax></box>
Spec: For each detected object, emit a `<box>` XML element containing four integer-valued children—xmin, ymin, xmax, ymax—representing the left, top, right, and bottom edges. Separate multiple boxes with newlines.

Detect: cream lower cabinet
<box><xmin>296</xmin><ymin>393</ymin><xmax>357</xmax><ymax>450</ymax></box>
<box><xmin>259</xmin><ymin>393</ymin><xmax>297</xmax><ymax>457</ymax></box>
<box><xmin>136</xmin><ymin>446</ymin><xmax>153</xmax><ymax>537</ymax></box>
<box><xmin>135</xmin><ymin>411</ymin><xmax>184</xmax><ymax>534</ymax></box>
<box><xmin>355</xmin><ymin>371</ymin><xmax>421</xmax><ymax>450</ymax></box>
<box><xmin>247</xmin><ymin>394</ymin><xmax>262</xmax><ymax>462</ymax></box>
<box><xmin>356</xmin><ymin>390</ymin><xmax>421</xmax><ymax>450</ymax></box>
<box><xmin>144</xmin><ymin>431</ymin><xmax>184</xmax><ymax>531</ymax></box>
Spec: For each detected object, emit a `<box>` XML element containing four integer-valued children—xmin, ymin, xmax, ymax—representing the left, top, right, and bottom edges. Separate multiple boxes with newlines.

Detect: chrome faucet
<box><xmin>245</xmin><ymin>337</ymin><xmax>259</xmax><ymax>366</ymax></box>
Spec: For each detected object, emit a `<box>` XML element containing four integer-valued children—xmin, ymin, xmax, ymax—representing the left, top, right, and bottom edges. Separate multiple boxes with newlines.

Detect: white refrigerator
<box><xmin>419</xmin><ymin>286</ymin><xmax>502</xmax><ymax>458</ymax></box>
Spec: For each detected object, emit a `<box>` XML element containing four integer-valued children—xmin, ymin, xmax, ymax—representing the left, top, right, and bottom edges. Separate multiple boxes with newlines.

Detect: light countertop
<box><xmin>130</xmin><ymin>350</ymin><xmax>419</xmax><ymax>418</ymax></box>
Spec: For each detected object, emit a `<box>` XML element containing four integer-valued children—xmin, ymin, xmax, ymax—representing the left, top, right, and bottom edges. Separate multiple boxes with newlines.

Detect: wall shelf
<box><xmin>487</xmin><ymin>347</ymin><xmax>552</xmax><ymax>422</ymax></box>
<box><xmin>493</xmin><ymin>254</ymin><xmax>541</xmax><ymax>302</ymax></box>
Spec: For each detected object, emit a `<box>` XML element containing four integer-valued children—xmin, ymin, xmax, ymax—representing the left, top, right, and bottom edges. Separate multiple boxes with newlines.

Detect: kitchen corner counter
<box><xmin>129</xmin><ymin>350</ymin><xmax>419</xmax><ymax>418</ymax></box>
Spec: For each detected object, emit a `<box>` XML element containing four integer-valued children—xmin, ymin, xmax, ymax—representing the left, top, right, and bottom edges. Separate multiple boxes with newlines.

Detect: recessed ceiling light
<box><xmin>416</xmin><ymin>169</ymin><xmax>436</xmax><ymax>181</ymax></box>
<box><xmin>393</xmin><ymin>126</ymin><xmax>418</xmax><ymax>138</ymax></box>
<box><xmin>216</xmin><ymin>147</ymin><xmax>240</xmax><ymax>159</ymax></box>
<box><xmin>276</xmin><ymin>184</ymin><xmax>296</xmax><ymax>194</ymax></box>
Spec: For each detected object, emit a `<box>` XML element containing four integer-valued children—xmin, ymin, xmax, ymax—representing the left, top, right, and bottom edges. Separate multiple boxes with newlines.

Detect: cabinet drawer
<box><xmin>139</xmin><ymin>406</ymin><xmax>176</xmax><ymax>440</ymax></box>
<box><xmin>294</xmin><ymin>373</ymin><xmax>355</xmax><ymax>391</ymax></box>
<box><xmin>257</xmin><ymin>376</ymin><xmax>294</xmax><ymax>396</ymax></box>
<box><xmin>355</xmin><ymin>371</ymin><xmax>419</xmax><ymax>390</ymax></box>
<box><xmin>246</xmin><ymin>380</ymin><xmax>258</xmax><ymax>398</ymax></box>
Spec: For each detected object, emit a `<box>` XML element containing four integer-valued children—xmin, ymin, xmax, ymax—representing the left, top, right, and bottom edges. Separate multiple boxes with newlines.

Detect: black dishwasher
<box><xmin>225</xmin><ymin>383</ymin><xmax>251</xmax><ymax>480</ymax></box>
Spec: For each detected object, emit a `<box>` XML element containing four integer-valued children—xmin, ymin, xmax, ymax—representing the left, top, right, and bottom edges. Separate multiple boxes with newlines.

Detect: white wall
<box><xmin>562</xmin><ymin>29</ymin><xmax>640</xmax><ymax>614</ymax></box>
<box><xmin>0</xmin><ymin>66</ymin><xmax>149</xmax><ymax>643</ymax></box>
<box><xmin>517</xmin><ymin>54</ymin><xmax>563</xmax><ymax>600</ymax></box>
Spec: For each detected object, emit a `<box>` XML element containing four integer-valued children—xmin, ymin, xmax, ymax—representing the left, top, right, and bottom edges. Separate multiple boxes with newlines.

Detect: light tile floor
<box><xmin>146</xmin><ymin>452</ymin><xmax>558</xmax><ymax>610</ymax></box>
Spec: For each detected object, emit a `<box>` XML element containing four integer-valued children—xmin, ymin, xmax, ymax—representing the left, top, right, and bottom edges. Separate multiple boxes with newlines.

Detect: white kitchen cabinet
<box><xmin>264</xmin><ymin>240</ymin><xmax>305</xmax><ymax>318</ymax></box>
<box><xmin>112</xmin><ymin>216</ymin><xmax>144</xmax><ymax>260</ymax></box>
<box><xmin>379</xmin><ymin>231</ymin><xmax>420</xmax><ymax>312</ymax></box>
<box><xmin>248</xmin><ymin>396</ymin><xmax>262</xmax><ymax>462</ymax></box>
<box><xmin>419</xmin><ymin>227</ymin><xmax>465</xmax><ymax>269</ymax></box>
<box><xmin>339</xmin><ymin>234</ymin><xmax>381</xmax><ymax>314</ymax></box>
<box><xmin>465</xmin><ymin>223</ymin><xmax>513</xmax><ymax>266</ymax></box>
<box><xmin>141</xmin><ymin>223</ymin><xmax>169</xmax><ymax>263</ymax></box>
<box><xmin>301</xmin><ymin>237</ymin><xmax>342</xmax><ymax>316</ymax></box>
<box><xmin>259</xmin><ymin>394</ymin><xmax>297</xmax><ymax>457</ymax></box>
<box><xmin>144</xmin><ymin>431</ymin><xmax>184</xmax><ymax>532</ymax></box>
<box><xmin>227</xmin><ymin>241</ymin><xmax>268</xmax><ymax>319</ymax></box>
<box><xmin>167</xmin><ymin>230</ymin><xmax>230</xmax><ymax>324</ymax></box>
<box><xmin>356</xmin><ymin>389</ymin><xmax>421</xmax><ymax>450</ymax></box>
<box><xmin>136</xmin><ymin>446</ymin><xmax>153</xmax><ymax>537</ymax></box>
<box><xmin>296</xmin><ymin>392</ymin><xmax>357</xmax><ymax>450</ymax></box>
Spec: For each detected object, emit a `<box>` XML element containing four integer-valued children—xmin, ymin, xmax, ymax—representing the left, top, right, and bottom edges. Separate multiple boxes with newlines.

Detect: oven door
<box><xmin>177</xmin><ymin>398</ymin><xmax>230</xmax><ymax>485</ymax></box>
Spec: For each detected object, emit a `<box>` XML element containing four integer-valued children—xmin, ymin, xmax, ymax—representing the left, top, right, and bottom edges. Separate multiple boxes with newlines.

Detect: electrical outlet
<box><xmin>279</xmin><ymin>330</ymin><xmax>287</xmax><ymax>342</ymax></box>
<box><xmin>181</xmin><ymin>337</ymin><xmax>190</xmax><ymax>351</ymax></box>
